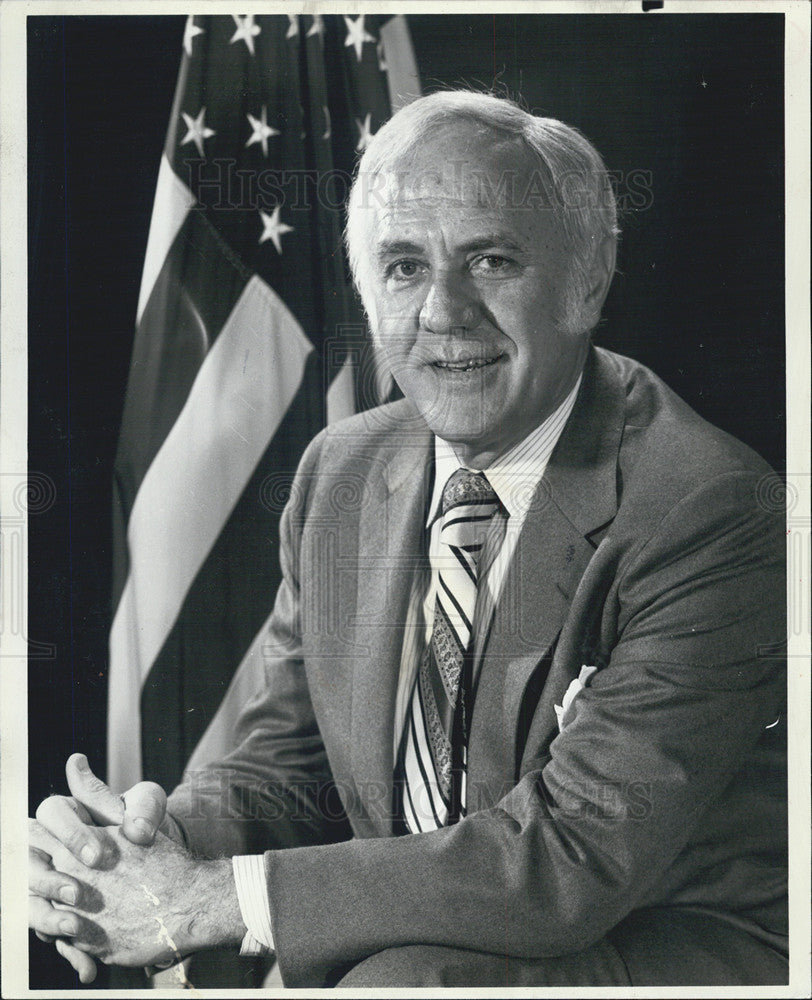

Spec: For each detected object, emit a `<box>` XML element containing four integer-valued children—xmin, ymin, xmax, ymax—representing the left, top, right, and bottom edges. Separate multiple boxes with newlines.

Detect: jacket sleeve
<box><xmin>259</xmin><ymin>470</ymin><xmax>785</xmax><ymax>987</ymax></box>
<box><xmin>165</xmin><ymin>428</ymin><xmax>353</xmax><ymax>859</ymax></box>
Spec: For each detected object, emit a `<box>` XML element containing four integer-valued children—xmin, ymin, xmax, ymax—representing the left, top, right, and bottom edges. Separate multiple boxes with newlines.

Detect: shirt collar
<box><xmin>426</xmin><ymin>373</ymin><xmax>582</xmax><ymax>528</ymax></box>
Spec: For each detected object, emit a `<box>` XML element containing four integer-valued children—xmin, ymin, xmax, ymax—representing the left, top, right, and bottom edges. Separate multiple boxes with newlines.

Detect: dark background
<box><xmin>28</xmin><ymin>13</ymin><xmax>785</xmax><ymax>988</ymax></box>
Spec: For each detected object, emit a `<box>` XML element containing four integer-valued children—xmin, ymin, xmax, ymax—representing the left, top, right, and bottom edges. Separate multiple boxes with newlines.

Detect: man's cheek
<box><xmin>376</xmin><ymin>327</ymin><xmax>414</xmax><ymax>369</ymax></box>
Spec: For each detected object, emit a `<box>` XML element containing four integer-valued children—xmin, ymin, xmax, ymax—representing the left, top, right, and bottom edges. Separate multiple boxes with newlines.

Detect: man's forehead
<box><xmin>373</xmin><ymin>196</ymin><xmax>526</xmax><ymax>236</ymax></box>
<box><xmin>351</xmin><ymin>126</ymin><xmax>560</xmax><ymax>252</ymax></box>
<box><xmin>374</xmin><ymin>144</ymin><xmax>537</xmax><ymax>204</ymax></box>
<box><xmin>364</xmin><ymin>170</ymin><xmax>554</xmax><ymax>251</ymax></box>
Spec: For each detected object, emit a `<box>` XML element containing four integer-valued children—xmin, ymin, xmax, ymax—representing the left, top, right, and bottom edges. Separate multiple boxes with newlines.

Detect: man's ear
<box><xmin>578</xmin><ymin>236</ymin><xmax>617</xmax><ymax>331</ymax></box>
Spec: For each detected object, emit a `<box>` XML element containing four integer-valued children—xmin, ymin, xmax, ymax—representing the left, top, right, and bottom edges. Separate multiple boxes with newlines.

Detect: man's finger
<box><xmin>55</xmin><ymin>938</ymin><xmax>98</xmax><ymax>984</ymax></box>
<box><xmin>29</xmin><ymin>895</ymin><xmax>82</xmax><ymax>939</ymax></box>
<box><xmin>121</xmin><ymin>781</ymin><xmax>167</xmax><ymax>845</ymax></box>
<box><xmin>29</xmin><ymin>845</ymin><xmax>84</xmax><ymax>906</ymax></box>
<box><xmin>35</xmin><ymin>796</ymin><xmax>111</xmax><ymax>869</ymax></box>
<box><xmin>65</xmin><ymin>754</ymin><xmax>125</xmax><ymax>827</ymax></box>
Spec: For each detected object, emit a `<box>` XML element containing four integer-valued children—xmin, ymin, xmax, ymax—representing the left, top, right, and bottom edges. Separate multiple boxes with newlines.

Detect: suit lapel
<box><xmin>350</xmin><ymin>417</ymin><xmax>433</xmax><ymax>834</ymax></box>
<box><xmin>468</xmin><ymin>347</ymin><xmax>627</xmax><ymax>794</ymax></box>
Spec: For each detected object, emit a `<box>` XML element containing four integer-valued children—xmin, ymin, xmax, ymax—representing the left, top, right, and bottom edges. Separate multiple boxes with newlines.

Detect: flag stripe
<box><xmin>140</xmin><ymin>355</ymin><xmax>323</xmax><ymax>788</ymax></box>
<box><xmin>136</xmin><ymin>154</ymin><xmax>196</xmax><ymax>324</ymax></box>
<box><xmin>380</xmin><ymin>16</ymin><xmax>421</xmax><ymax>111</ymax></box>
<box><xmin>107</xmin><ymin>587</ymin><xmax>145</xmax><ymax>788</ymax></box>
<box><xmin>182</xmin><ymin>606</ymin><xmax>274</xmax><ymax>776</ymax></box>
<box><xmin>326</xmin><ymin>355</ymin><xmax>356</xmax><ymax>425</ymax></box>
<box><xmin>108</xmin><ymin>278</ymin><xmax>313</xmax><ymax>792</ymax></box>
<box><xmin>110</xmin><ymin>352</ymin><xmax>322</xmax><ymax>793</ymax></box>
<box><xmin>116</xmin><ymin>273</ymin><xmax>312</xmax><ymax>681</ymax></box>
<box><xmin>112</xmin><ymin>208</ymin><xmax>255</xmax><ymax>607</ymax></box>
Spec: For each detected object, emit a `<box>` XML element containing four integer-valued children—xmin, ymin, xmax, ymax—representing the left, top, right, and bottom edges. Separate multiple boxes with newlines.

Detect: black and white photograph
<box><xmin>2</xmin><ymin>2</ymin><xmax>809</xmax><ymax>994</ymax></box>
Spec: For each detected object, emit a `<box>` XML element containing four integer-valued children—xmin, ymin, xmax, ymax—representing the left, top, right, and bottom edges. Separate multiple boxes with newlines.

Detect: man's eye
<box><xmin>387</xmin><ymin>260</ymin><xmax>422</xmax><ymax>281</ymax></box>
<box><xmin>472</xmin><ymin>254</ymin><xmax>511</xmax><ymax>272</ymax></box>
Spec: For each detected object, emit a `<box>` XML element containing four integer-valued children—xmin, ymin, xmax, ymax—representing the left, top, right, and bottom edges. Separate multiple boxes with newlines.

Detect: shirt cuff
<box><xmin>232</xmin><ymin>855</ymin><xmax>275</xmax><ymax>956</ymax></box>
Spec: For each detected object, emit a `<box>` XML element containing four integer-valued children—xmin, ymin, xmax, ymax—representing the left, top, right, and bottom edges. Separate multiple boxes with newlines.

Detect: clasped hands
<box><xmin>29</xmin><ymin>754</ymin><xmax>240</xmax><ymax>983</ymax></box>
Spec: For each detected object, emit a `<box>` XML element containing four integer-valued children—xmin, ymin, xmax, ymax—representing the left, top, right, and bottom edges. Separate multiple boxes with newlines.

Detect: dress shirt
<box><xmin>233</xmin><ymin>854</ymin><xmax>276</xmax><ymax>955</ymax></box>
<box><xmin>232</xmin><ymin>374</ymin><xmax>582</xmax><ymax>954</ymax></box>
<box><xmin>392</xmin><ymin>374</ymin><xmax>582</xmax><ymax>752</ymax></box>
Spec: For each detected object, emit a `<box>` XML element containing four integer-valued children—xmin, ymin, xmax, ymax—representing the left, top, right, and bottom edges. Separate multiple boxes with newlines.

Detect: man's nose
<box><xmin>419</xmin><ymin>272</ymin><xmax>480</xmax><ymax>335</ymax></box>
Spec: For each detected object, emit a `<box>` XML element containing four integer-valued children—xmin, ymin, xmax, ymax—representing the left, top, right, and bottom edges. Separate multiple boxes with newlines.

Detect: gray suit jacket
<box><xmin>168</xmin><ymin>346</ymin><xmax>787</xmax><ymax>986</ymax></box>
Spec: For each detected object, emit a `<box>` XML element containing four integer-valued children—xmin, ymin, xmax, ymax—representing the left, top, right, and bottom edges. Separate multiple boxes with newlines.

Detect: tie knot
<box><xmin>439</xmin><ymin>469</ymin><xmax>500</xmax><ymax>554</ymax></box>
<box><xmin>441</xmin><ymin>469</ymin><xmax>498</xmax><ymax>515</ymax></box>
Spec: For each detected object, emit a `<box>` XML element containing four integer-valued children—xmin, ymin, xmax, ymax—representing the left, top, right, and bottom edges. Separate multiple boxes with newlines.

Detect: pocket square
<box><xmin>554</xmin><ymin>664</ymin><xmax>599</xmax><ymax>732</ymax></box>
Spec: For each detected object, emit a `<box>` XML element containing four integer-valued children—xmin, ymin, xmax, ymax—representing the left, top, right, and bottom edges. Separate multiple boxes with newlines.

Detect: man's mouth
<box><xmin>431</xmin><ymin>354</ymin><xmax>503</xmax><ymax>372</ymax></box>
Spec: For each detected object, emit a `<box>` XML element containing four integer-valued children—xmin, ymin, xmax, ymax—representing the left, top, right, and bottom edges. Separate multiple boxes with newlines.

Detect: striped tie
<box><xmin>396</xmin><ymin>469</ymin><xmax>502</xmax><ymax>832</ymax></box>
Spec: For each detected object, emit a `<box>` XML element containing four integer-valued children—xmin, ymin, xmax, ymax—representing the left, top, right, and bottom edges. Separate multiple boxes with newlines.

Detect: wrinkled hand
<box><xmin>30</xmin><ymin>821</ymin><xmax>238</xmax><ymax>970</ymax></box>
<box><xmin>29</xmin><ymin>753</ymin><xmax>171</xmax><ymax>983</ymax></box>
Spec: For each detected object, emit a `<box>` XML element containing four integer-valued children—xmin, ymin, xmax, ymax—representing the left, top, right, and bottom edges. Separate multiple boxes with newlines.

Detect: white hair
<box><xmin>345</xmin><ymin>89</ymin><xmax>619</xmax><ymax>335</ymax></box>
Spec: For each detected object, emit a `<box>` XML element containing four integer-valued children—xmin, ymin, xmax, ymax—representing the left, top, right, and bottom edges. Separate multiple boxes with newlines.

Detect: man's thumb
<box><xmin>65</xmin><ymin>753</ymin><xmax>124</xmax><ymax>826</ymax></box>
<box><xmin>121</xmin><ymin>781</ymin><xmax>168</xmax><ymax>846</ymax></box>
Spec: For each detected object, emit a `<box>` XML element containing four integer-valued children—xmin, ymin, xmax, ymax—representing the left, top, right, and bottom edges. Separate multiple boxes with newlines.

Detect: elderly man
<box><xmin>29</xmin><ymin>91</ymin><xmax>787</xmax><ymax>987</ymax></box>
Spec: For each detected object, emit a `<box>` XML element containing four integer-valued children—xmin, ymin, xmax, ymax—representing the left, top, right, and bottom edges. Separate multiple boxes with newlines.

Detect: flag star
<box><xmin>286</xmin><ymin>14</ymin><xmax>299</xmax><ymax>40</ymax></box>
<box><xmin>322</xmin><ymin>104</ymin><xmax>332</xmax><ymax>140</ymax></box>
<box><xmin>377</xmin><ymin>40</ymin><xmax>387</xmax><ymax>73</ymax></box>
<box><xmin>180</xmin><ymin>107</ymin><xmax>215</xmax><ymax>157</ymax></box>
<box><xmin>258</xmin><ymin>206</ymin><xmax>294</xmax><ymax>253</ymax></box>
<box><xmin>355</xmin><ymin>112</ymin><xmax>374</xmax><ymax>151</ymax></box>
<box><xmin>183</xmin><ymin>15</ymin><xmax>204</xmax><ymax>57</ymax></box>
<box><xmin>307</xmin><ymin>14</ymin><xmax>325</xmax><ymax>47</ymax></box>
<box><xmin>230</xmin><ymin>14</ymin><xmax>261</xmax><ymax>55</ymax></box>
<box><xmin>344</xmin><ymin>15</ymin><xmax>375</xmax><ymax>63</ymax></box>
<box><xmin>245</xmin><ymin>106</ymin><xmax>279</xmax><ymax>157</ymax></box>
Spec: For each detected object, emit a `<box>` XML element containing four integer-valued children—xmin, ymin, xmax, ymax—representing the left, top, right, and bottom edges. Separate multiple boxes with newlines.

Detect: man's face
<box><xmin>361</xmin><ymin>125</ymin><xmax>594</xmax><ymax>467</ymax></box>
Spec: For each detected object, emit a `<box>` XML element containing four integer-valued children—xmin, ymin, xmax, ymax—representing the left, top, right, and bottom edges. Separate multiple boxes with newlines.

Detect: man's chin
<box><xmin>428</xmin><ymin>423</ymin><xmax>505</xmax><ymax>465</ymax></box>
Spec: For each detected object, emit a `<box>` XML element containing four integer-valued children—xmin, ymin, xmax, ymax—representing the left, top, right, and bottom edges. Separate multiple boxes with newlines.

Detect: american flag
<box><xmin>108</xmin><ymin>14</ymin><xmax>420</xmax><ymax>795</ymax></box>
